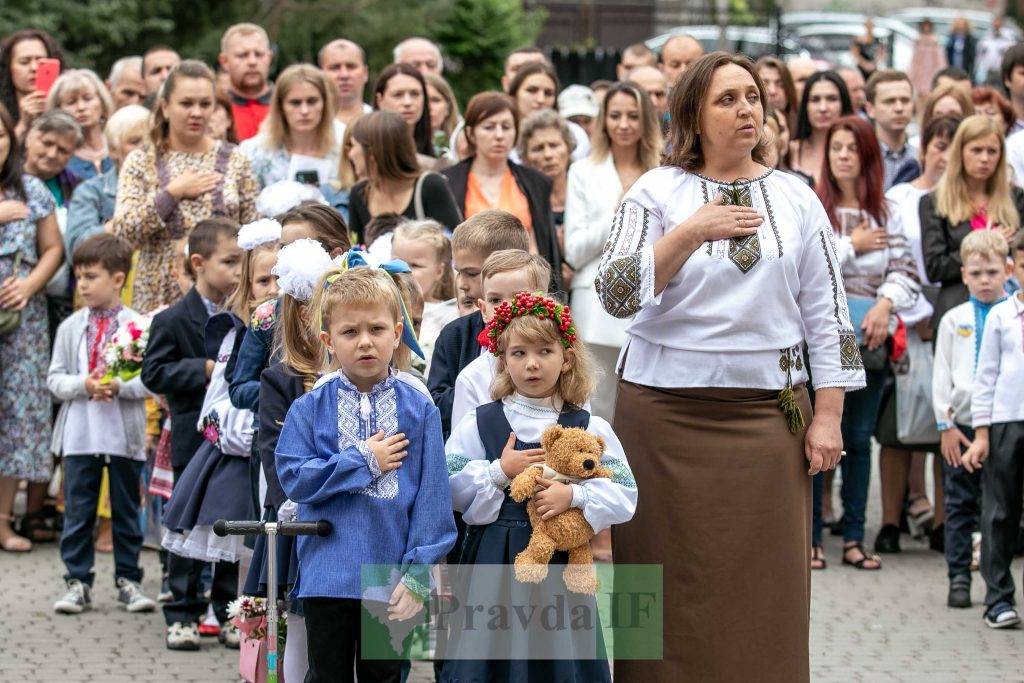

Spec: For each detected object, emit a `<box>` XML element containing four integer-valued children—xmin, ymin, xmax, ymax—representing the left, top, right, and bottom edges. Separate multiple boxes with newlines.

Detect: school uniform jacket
<box><xmin>427</xmin><ymin>311</ymin><xmax>485</xmax><ymax>438</ymax></box>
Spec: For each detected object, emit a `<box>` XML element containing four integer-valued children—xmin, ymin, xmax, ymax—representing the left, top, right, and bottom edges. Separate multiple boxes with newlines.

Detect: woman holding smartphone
<box><xmin>0</xmin><ymin>29</ymin><xmax>63</xmax><ymax>140</ymax></box>
<box><xmin>239</xmin><ymin>64</ymin><xmax>340</xmax><ymax>189</ymax></box>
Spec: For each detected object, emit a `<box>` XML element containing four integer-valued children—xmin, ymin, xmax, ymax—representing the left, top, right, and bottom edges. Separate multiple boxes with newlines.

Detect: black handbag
<box><xmin>859</xmin><ymin>339</ymin><xmax>889</xmax><ymax>372</ymax></box>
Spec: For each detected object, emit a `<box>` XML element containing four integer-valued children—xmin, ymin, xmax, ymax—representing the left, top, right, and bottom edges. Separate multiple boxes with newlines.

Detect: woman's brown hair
<box><xmin>463</xmin><ymin>91</ymin><xmax>519</xmax><ymax>157</ymax></box>
<box><xmin>920</xmin><ymin>83</ymin><xmax>975</xmax><ymax>133</ymax></box>
<box><xmin>350</xmin><ymin>110</ymin><xmax>421</xmax><ymax>189</ymax></box>
<box><xmin>279</xmin><ymin>202</ymin><xmax>351</xmax><ymax>255</ymax></box>
<box><xmin>372</xmin><ymin>63</ymin><xmax>433</xmax><ymax>156</ymax></box>
<box><xmin>150</xmin><ymin>60</ymin><xmax>216</xmax><ymax>150</ymax></box>
<box><xmin>664</xmin><ymin>51</ymin><xmax>770</xmax><ymax>171</ymax></box>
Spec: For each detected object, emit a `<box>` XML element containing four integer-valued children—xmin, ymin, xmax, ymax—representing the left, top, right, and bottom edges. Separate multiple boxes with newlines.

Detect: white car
<box><xmin>888</xmin><ymin>8</ymin><xmax>1021</xmax><ymax>42</ymax></box>
<box><xmin>645</xmin><ymin>25</ymin><xmax>807</xmax><ymax>60</ymax></box>
<box><xmin>782</xmin><ymin>17</ymin><xmax>918</xmax><ymax>72</ymax></box>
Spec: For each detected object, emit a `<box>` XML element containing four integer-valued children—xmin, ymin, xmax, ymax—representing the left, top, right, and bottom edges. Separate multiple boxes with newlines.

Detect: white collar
<box><xmin>503</xmin><ymin>392</ymin><xmax>563</xmax><ymax>417</ymax></box>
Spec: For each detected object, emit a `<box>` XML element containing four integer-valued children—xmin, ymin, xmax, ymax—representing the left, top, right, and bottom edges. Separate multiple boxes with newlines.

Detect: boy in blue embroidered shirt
<box><xmin>275</xmin><ymin>267</ymin><xmax>455</xmax><ymax>680</ymax></box>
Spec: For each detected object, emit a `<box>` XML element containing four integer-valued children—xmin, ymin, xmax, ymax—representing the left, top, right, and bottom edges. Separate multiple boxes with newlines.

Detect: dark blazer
<box><xmin>891</xmin><ymin>158</ymin><xmax>921</xmax><ymax>188</ymax></box>
<box><xmin>257</xmin><ymin>362</ymin><xmax>307</xmax><ymax>510</ymax></box>
<box><xmin>442</xmin><ymin>158</ymin><xmax>564</xmax><ymax>293</ymax></box>
<box><xmin>920</xmin><ymin>186</ymin><xmax>1024</xmax><ymax>326</ymax></box>
<box><xmin>427</xmin><ymin>311</ymin><xmax>486</xmax><ymax>438</ymax></box>
<box><xmin>141</xmin><ymin>287</ymin><xmax>210</xmax><ymax>468</ymax></box>
<box><xmin>946</xmin><ymin>33</ymin><xmax>977</xmax><ymax>76</ymax></box>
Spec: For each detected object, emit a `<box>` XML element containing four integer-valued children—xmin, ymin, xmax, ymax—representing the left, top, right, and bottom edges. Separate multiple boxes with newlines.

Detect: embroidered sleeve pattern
<box><xmin>595</xmin><ymin>200</ymin><xmax>653</xmax><ymax>318</ymax></box>
<box><xmin>818</xmin><ymin>229</ymin><xmax>863</xmax><ymax>371</ymax></box>
<box><xmin>603</xmin><ymin>455</ymin><xmax>637</xmax><ymax>490</ymax></box>
<box><xmin>446</xmin><ymin>452</ymin><xmax>471</xmax><ymax>476</ymax></box>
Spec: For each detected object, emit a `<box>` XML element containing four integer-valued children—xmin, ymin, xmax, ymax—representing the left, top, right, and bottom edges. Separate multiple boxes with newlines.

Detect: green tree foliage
<box><xmin>0</xmin><ymin>0</ymin><xmax>542</xmax><ymax>108</ymax></box>
<box><xmin>431</xmin><ymin>0</ymin><xmax>545</xmax><ymax>102</ymax></box>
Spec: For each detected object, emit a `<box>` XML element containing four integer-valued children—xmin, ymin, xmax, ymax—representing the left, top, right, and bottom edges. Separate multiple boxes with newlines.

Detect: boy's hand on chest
<box><xmin>367</xmin><ymin>429</ymin><xmax>410</xmax><ymax>473</ymax></box>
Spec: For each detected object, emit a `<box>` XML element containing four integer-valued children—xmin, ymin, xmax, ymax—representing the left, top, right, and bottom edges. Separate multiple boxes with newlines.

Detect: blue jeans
<box><xmin>60</xmin><ymin>455</ymin><xmax>144</xmax><ymax>586</ymax></box>
<box><xmin>943</xmin><ymin>424</ymin><xmax>981</xmax><ymax>583</ymax></box>
<box><xmin>837</xmin><ymin>368</ymin><xmax>887</xmax><ymax>544</ymax></box>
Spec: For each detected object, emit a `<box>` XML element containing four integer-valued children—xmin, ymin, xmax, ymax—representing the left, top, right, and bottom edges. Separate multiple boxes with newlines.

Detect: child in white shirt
<box><xmin>48</xmin><ymin>234</ymin><xmax>155</xmax><ymax>615</ymax></box>
<box><xmin>932</xmin><ymin>230</ymin><xmax>1011</xmax><ymax>610</ymax></box>
<box><xmin>963</xmin><ymin>232</ymin><xmax>1024</xmax><ymax>629</ymax></box>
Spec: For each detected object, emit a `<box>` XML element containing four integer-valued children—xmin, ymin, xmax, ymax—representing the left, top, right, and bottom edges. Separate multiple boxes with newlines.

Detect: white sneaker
<box><xmin>166</xmin><ymin>622</ymin><xmax>202</xmax><ymax>651</ymax></box>
<box><xmin>116</xmin><ymin>577</ymin><xmax>156</xmax><ymax>613</ymax></box>
<box><xmin>53</xmin><ymin>579</ymin><xmax>92</xmax><ymax>614</ymax></box>
<box><xmin>218</xmin><ymin>621</ymin><xmax>241</xmax><ymax>649</ymax></box>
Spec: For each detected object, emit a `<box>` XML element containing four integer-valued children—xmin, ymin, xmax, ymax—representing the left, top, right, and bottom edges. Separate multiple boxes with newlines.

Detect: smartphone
<box><xmin>294</xmin><ymin>169</ymin><xmax>320</xmax><ymax>185</ymax></box>
<box><xmin>35</xmin><ymin>58</ymin><xmax>61</xmax><ymax>96</ymax></box>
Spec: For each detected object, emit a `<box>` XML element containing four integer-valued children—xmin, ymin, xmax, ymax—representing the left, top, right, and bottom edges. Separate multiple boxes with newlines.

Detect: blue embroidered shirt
<box><xmin>275</xmin><ymin>370</ymin><xmax>456</xmax><ymax>600</ymax></box>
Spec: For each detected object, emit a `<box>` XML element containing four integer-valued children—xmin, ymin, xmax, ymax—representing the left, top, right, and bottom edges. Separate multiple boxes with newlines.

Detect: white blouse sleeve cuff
<box><xmin>488</xmin><ymin>459</ymin><xmax>510</xmax><ymax>490</ymax></box>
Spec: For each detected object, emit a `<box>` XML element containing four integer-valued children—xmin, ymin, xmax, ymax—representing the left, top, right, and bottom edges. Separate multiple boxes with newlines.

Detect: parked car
<box><xmin>645</xmin><ymin>25</ymin><xmax>807</xmax><ymax>60</ymax></box>
<box><xmin>780</xmin><ymin>13</ymin><xmax>918</xmax><ymax>71</ymax></box>
<box><xmin>888</xmin><ymin>8</ymin><xmax>1021</xmax><ymax>42</ymax></box>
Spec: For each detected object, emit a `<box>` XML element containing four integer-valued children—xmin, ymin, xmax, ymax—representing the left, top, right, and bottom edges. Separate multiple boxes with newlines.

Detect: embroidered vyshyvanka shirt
<box><xmin>595</xmin><ymin>167</ymin><xmax>867</xmax><ymax>392</ymax></box>
<box><xmin>276</xmin><ymin>370</ymin><xmax>455</xmax><ymax>600</ymax></box>
<box><xmin>446</xmin><ymin>394</ymin><xmax>637</xmax><ymax>533</ymax></box>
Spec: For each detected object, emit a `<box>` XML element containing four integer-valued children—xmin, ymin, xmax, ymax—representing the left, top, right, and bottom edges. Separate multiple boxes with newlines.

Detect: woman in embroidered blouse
<box><xmin>112</xmin><ymin>60</ymin><xmax>258</xmax><ymax>313</ymax></box>
<box><xmin>814</xmin><ymin>115</ymin><xmax>922</xmax><ymax>571</ymax></box>
<box><xmin>789</xmin><ymin>70</ymin><xmax>854</xmax><ymax>184</ymax></box>
<box><xmin>239</xmin><ymin>64</ymin><xmax>340</xmax><ymax>189</ymax></box>
<box><xmin>563</xmin><ymin>81</ymin><xmax>662</xmax><ymax>421</ymax></box>
<box><xmin>0</xmin><ymin>103</ymin><xmax>63</xmax><ymax>552</ymax></box>
<box><xmin>442</xmin><ymin>91</ymin><xmax>564</xmax><ymax>292</ymax></box>
<box><xmin>597</xmin><ymin>52</ymin><xmax>865</xmax><ymax>682</ymax></box>
<box><xmin>45</xmin><ymin>69</ymin><xmax>115</xmax><ymax>181</ymax></box>
<box><xmin>921</xmin><ymin>114</ymin><xmax>1024</xmax><ymax>331</ymax></box>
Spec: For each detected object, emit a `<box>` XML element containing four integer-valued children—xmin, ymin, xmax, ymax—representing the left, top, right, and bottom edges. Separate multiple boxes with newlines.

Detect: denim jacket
<box><xmin>65</xmin><ymin>166</ymin><xmax>118</xmax><ymax>257</ymax></box>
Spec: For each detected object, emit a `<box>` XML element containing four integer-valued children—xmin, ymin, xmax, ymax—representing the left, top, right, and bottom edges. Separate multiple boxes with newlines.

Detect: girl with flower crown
<box><xmin>441</xmin><ymin>292</ymin><xmax>637</xmax><ymax>683</ymax></box>
<box><xmin>159</xmin><ymin>218</ymin><xmax>281</xmax><ymax>647</ymax></box>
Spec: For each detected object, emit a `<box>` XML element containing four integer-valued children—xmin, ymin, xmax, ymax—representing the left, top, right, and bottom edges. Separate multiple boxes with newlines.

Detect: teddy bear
<box><xmin>509</xmin><ymin>424</ymin><xmax>611</xmax><ymax>595</ymax></box>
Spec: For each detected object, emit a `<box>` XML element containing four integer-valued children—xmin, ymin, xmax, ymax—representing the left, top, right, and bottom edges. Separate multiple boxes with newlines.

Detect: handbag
<box><xmin>895</xmin><ymin>331</ymin><xmax>941</xmax><ymax>445</ymax></box>
<box><xmin>413</xmin><ymin>172</ymin><xmax>428</xmax><ymax>220</ymax></box>
<box><xmin>0</xmin><ymin>251</ymin><xmax>23</xmax><ymax>338</ymax></box>
<box><xmin>848</xmin><ymin>295</ymin><xmax>890</xmax><ymax>371</ymax></box>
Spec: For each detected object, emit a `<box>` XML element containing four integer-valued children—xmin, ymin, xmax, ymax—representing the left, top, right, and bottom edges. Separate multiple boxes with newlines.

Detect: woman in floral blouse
<box><xmin>112</xmin><ymin>60</ymin><xmax>257</xmax><ymax>313</ymax></box>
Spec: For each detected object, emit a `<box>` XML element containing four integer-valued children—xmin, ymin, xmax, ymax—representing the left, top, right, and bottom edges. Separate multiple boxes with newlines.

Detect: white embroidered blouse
<box><xmin>595</xmin><ymin>166</ymin><xmax>867</xmax><ymax>391</ymax></box>
<box><xmin>445</xmin><ymin>394</ymin><xmax>637</xmax><ymax>533</ymax></box>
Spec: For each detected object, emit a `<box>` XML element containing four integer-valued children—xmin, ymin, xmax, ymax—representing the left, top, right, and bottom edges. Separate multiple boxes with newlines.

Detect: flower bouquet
<box><xmin>229</xmin><ymin>596</ymin><xmax>287</xmax><ymax>683</ymax></box>
<box><xmin>102</xmin><ymin>311</ymin><xmax>158</xmax><ymax>382</ymax></box>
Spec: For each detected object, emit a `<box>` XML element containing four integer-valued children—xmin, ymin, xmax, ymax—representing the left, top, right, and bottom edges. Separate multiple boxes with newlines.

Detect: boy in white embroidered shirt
<box><xmin>450</xmin><ymin>250</ymin><xmax>553</xmax><ymax>430</ymax></box>
<box><xmin>963</xmin><ymin>232</ymin><xmax>1024</xmax><ymax>629</ymax></box>
<box><xmin>48</xmin><ymin>234</ymin><xmax>156</xmax><ymax>615</ymax></box>
<box><xmin>932</xmin><ymin>230</ymin><xmax>1011</xmax><ymax>610</ymax></box>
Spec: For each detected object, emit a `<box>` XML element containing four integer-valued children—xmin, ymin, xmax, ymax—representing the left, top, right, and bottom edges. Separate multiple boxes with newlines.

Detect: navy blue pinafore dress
<box><xmin>439</xmin><ymin>400</ymin><xmax>611</xmax><ymax>683</ymax></box>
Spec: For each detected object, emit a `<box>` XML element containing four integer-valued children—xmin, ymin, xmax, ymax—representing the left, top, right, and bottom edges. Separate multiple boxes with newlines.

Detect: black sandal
<box><xmin>842</xmin><ymin>542</ymin><xmax>881</xmax><ymax>570</ymax></box>
<box><xmin>17</xmin><ymin>512</ymin><xmax>57</xmax><ymax>543</ymax></box>
<box><xmin>810</xmin><ymin>546</ymin><xmax>827</xmax><ymax>570</ymax></box>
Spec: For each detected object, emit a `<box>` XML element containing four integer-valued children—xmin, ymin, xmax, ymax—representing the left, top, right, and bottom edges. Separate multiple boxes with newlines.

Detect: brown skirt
<box><xmin>612</xmin><ymin>381</ymin><xmax>812</xmax><ymax>683</ymax></box>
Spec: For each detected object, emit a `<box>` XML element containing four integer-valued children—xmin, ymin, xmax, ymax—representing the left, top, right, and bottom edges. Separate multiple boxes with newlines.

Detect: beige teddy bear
<box><xmin>509</xmin><ymin>424</ymin><xmax>610</xmax><ymax>594</ymax></box>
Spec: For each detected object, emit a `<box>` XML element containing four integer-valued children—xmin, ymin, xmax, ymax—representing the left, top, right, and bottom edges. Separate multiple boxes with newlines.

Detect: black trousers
<box><xmin>981</xmin><ymin>421</ymin><xmax>1024</xmax><ymax>608</ymax></box>
<box><xmin>303</xmin><ymin>598</ymin><xmax>405</xmax><ymax>683</ymax></box>
<box><xmin>943</xmin><ymin>424</ymin><xmax>982</xmax><ymax>583</ymax></box>
<box><xmin>162</xmin><ymin>465</ymin><xmax>239</xmax><ymax>626</ymax></box>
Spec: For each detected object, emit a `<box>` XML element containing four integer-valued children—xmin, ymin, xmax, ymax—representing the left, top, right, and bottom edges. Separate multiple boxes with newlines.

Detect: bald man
<box><xmin>660</xmin><ymin>35</ymin><xmax>704</xmax><ymax>86</ymax></box>
<box><xmin>838</xmin><ymin>66</ymin><xmax>867</xmax><ymax>113</ymax></box>
<box><xmin>319</xmin><ymin>38</ymin><xmax>372</xmax><ymax>128</ymax></box>
<box><xmin>787</xmin><ymin>56</ymin><xmax>820</xmax><ymax>102</ymax></box>
<box><xmin>394</xmin><ymin>37</ymin><xmax>443</xmax><ymax>75</ymax></box>
<box><xmin>628</xmin><ymin>65</ymin><xmax>669</xmax><ymax>120</ymax></box>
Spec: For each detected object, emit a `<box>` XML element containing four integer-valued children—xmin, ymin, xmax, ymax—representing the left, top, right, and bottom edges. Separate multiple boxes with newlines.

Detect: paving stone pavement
<box><xmin>2</xmin><ymin>456</ymin><xmax>1023</xmax><ymax>682</ymax></box>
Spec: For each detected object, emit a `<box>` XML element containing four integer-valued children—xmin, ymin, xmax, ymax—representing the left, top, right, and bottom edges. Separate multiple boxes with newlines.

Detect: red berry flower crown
<box><xmin>477</xmin><ymin>291</ymin><xmax>578</xmax><ymax>356</ymax></box>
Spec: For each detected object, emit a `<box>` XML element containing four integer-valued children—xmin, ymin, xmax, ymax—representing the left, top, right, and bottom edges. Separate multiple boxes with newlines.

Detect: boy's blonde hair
<box><xmin>227</xmin><ymin>242</ymin><xmax>280</xmax><ymax>320</ymax></box>
<box><xmin>393</xmin><ymin>220</ymin><xmax>455</xmax><ymax>300</ymax></box>
<box><xmin>311</xmin><ymin>267</ymin><xmax>411</xmax><ymax>371</ymax></box>
<box><xmin>451</xmin><ymin>210</ymin><xmax>530</xmax><ymax>258</ymax></box>
<box><xmin>960</xmin><ymin>229</ymin><xmax>1009</xmax><ymax>263</ymax></box>
<box><xmin>490</xmin><ymin>315</ymin><xmax>597</xmax><ymax>408</ymax></box>
<box><xmin>481</xmin><ymin>249</ymin><xmax>552</xmax><ymax>291</ymax></box>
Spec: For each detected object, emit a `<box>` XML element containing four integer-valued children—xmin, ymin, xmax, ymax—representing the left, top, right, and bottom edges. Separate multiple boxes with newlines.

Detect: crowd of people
<box><xmin>0</xmin><ymin>16</ymin><xmax>1023</xmax><ymax>683</ymax></box>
